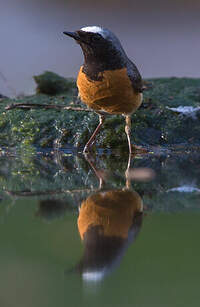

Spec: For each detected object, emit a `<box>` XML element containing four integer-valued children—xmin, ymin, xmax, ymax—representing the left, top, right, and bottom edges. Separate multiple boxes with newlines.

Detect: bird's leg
<box><xmin>84</xmin><ymin>152</ymin><xmax>105</xmax><ymax>189</ymax></box>
<box><xmin>83</xmin><ymin>114</ymin><xmax>105</xmax><ymax>153</ymax></box>
<box><xmin>124</xmin><ymin>115</ymin><xmax>133</xmax><ymax>186</ymax></box>
<box><xmin>125</xmin><ymin>152</ymin><xmax>132</xmax><ymax>190</ymax></box>
<box><xmin>125</xmin><ymin>115</ymin><xmax>132</xmax><ymax>155</ymax></box>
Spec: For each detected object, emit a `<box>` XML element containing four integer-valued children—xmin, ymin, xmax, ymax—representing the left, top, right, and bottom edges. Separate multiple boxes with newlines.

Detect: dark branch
<box><xmin>5</xmin><ymin>188</ymin><xmax>94</xmax><ymax>197</ymax></box>
<box><xmin>5</xmin><ymin>103</ymin><xmax>92</xmax><ymax>112</ymax></box>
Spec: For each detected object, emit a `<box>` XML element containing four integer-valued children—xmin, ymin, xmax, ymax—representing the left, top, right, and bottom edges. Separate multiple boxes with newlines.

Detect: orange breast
<box><xmin>78</xmin><ymin>189</ymin><xmax>143</xmax><ymax>240</ymax></box>
<box><xmin>77</xmin><ymin>67</ymin><xmax>142</xmax><ymax>115</ymax></box>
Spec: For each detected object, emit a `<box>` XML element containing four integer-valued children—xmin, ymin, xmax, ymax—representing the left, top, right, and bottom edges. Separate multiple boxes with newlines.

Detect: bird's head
<box><xmin>63</xmin><ymin>26</ymin><xmax>127</xmax><ymax>66</ymax></box>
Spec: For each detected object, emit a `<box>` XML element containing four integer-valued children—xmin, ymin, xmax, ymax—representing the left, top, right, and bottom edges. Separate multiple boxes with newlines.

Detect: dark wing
<box><xmin>126</xmin><ymin>59</ymin><xmax>143</xmax><ymax>93</ymax></box>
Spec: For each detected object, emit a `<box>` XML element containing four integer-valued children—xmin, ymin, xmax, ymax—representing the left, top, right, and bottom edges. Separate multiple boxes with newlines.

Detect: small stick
<box><xmin>5</xmin><ymin>188</ymin><xmax>95</xmax><ymax>197</ymax></box>
<box><xmin>5</xmin><ymin>102</ymin><xmax>92</xmax><ymax>112</ymax></box>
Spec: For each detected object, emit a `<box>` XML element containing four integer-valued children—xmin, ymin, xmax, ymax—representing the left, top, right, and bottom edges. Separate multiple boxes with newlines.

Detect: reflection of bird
<box><xmin>76</xmin><ymin>189</ymin><xmax>143</xmax><ymax>282</ymax></box>
<box><xmin>63</xmin><ymin>26</ymin><xmax>143</xmax><ymax>153</ymax></box>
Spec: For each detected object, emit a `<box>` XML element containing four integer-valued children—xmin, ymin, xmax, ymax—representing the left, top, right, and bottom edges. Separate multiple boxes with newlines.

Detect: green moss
<box><xmin>34</xmin><ymin>71</ymin><xmax>76</xmax><ymax>95</ymax></box>
<box><xmin>1</xmin><ymin>73</ymin><xmax>200</xmax><ymax>150</ymax></box>
<box><xmin>143</xmin><ymin>77</ymin><xmax>200</xmax><ymax>107</ymax></box>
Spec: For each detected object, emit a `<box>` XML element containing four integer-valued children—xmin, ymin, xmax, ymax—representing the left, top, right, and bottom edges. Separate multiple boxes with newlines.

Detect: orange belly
<box><xmin>78</xmin><ymin>190</ymin><xmax>143</xmax><ymax>240</ymax></box>
<box><xmin>77</xmin><ymin>66</ymin><xmax>142</xmax><ymax>115</ymax></box>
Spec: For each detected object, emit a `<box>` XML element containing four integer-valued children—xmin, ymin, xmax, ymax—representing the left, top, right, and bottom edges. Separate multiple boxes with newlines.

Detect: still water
<box><xmin>0</xmin><ymin>149</ymin><xmax>200</xmax><ymax>307</ymax></box>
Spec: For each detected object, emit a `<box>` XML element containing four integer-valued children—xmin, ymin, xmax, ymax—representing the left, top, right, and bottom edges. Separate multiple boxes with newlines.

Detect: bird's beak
<box><xmin>63</xmin><ymin>31</ymin><xmax>80</xmax><ymax>41</ymax></box>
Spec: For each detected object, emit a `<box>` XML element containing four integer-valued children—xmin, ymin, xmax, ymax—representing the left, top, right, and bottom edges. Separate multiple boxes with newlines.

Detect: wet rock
<box><xmin>0</xmin><ymin>149</ymin><xmax>200</xmax><ymax>213</ymax></box>
<box><xmin>137</xmin><ymin>127</ymin><xmax>162</xmax><ymax>145</ymax></box>
<box><xmin>1</xmin><ymin>73</ymin><xmax>200</xmax><ymax>149</ymax></box>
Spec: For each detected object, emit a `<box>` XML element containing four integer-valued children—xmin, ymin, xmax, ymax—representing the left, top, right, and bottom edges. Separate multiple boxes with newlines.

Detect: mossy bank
<box><xmin>0</xmin><ymin>71</ymin><xmax>200</xmax><ymax>150</ymax></box>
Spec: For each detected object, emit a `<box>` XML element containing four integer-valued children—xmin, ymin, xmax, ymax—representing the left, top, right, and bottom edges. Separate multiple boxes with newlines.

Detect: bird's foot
<box><xmin>83</xmin><ymin>145</ymin><xmax>93</xmax><ymax>154</ymax></box>
<box><xmin>83</xmin><ymin>146</ymin><xmax>89</xmax><ymax>154</ymax></box>
<box><xmin>83</xmin><ymin>140</ymin><xmax>96</xmax><ymax>154</ymax></box>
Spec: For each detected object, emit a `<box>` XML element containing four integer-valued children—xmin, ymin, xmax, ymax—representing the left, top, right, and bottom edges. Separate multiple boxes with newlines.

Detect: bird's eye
<box><xmin>91</xmin><ymin>35</ymin><xmax>101</xmax><ymax>43</ymax></box>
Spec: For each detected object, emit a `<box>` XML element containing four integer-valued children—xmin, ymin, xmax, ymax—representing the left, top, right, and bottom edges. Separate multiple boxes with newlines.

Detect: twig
<box><xmin>5</xmin><ymin>188</ymin><xmax>95</xmax><ymax>197</ymax></box>
<box><xmin>5</xmin><ymin>102</ymin><xmax>92</xmax><ymax>112</ymax></box>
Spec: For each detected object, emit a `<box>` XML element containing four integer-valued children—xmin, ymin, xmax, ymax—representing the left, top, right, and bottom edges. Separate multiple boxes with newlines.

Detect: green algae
<box><xmin>1</xmin><ymin>72</ymin><xmax>200</xmax><ymax>150</ymax></box>
<box><xmin>0</xmin><ymin>149</ymin><xmax>199</xmax><ymax>213</ymax></box>
<box><xmin>144</xmin><ymin>77</ymin><xmax>200</xmax><ymax>107</ymax></box>
<box><xmin>34</xmin><ymin>71</ymin><xmax>76</xmax><ymax>95</ymax></box>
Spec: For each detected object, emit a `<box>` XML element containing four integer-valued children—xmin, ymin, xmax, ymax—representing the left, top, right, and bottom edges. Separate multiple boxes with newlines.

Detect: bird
<box><xmin>75</xmin><ymin>189</ymin><xmax>143</xmax><ymax>281</ymax></box>
<box><xmin>63</xmin><ymin>26</ymin><xmax>143</xmax><ymax>154</ymax></box>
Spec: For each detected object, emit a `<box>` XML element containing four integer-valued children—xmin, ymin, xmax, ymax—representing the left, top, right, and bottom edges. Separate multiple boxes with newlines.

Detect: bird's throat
<box><xmin>82</xmin><ymin>55</ymin><xmax>125</xmax><ymax>81</ymax></box>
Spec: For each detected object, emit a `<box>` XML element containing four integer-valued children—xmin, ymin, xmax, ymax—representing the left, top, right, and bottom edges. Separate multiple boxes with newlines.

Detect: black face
<box><xmin>78</xmin><ymin>31</ymin><xmax>105</xmax><ymax>46</ymax></box>
<box><xmin>63</xmin><ymin>29</ymin><xmax>126</xmax><ymax>80</ymax></box>
<box><xmin>64</xmin><ymin>30</ymin><xmax>105</xmax><ymax>45</ymax></box>
<box><xmin>82</xmin><ymin>32</ymin><xmax>115</xmax><ymax>59</ymax></box>
<box><xmin>64</xmin><ymin>30</ymin><xmax>120</xmax><ymax>60</ymax></box>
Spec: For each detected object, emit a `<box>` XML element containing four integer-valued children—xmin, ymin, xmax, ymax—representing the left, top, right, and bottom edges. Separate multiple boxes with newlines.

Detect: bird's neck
<box><xmin>82</xmin><ymin>52</ymin><xmax>126</xmax><ymax>81</ymax></box>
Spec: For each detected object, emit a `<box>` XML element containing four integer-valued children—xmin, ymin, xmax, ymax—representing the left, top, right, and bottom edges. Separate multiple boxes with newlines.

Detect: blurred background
<box><xmin>0</xmin><ymin>0</ymin><xmax>200</xmax><ymax>96</ymax></box>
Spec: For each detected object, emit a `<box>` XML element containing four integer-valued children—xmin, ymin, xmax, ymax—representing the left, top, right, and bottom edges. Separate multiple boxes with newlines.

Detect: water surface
<box><xmin>0</xmin><ymin>149</ymin><xmax>199</xmax><ymax>307</ymax></box>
